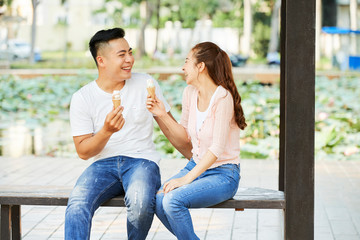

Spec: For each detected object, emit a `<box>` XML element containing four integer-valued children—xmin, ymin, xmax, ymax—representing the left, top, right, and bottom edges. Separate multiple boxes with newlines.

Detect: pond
<box><xmin>0</xmin><ymin>119</ymin><xmax>76</xmax><ymax>158</ymax></box>
<box><xmin>0</xmin><ymin>74</ymin><xmax>359</xmax><ymax>160</ymax></box>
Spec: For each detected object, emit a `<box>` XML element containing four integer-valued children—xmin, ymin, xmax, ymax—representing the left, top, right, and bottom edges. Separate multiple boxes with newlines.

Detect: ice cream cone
<box><xmin>147</xmin><ymin>79</ymin><xmax>156</xmax><ymax>99</ymax></box>
<box><xmin>147</xmin><ymin>86</ymin><xmax>156</xmax><ymax>99</ymax></box>
<box><xmin>112</xmin><ymin>90</ymin><xmax>121</xmax><ymax>108</ymax></box>
<box><xmin>112</xmin><ymin>99</ymin><xmax>121</xmax><ymax>108</ymax></box>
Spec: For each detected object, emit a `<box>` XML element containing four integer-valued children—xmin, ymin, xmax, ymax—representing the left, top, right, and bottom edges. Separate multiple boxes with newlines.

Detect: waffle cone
<box><xmin>147</xmin><ymin>87</ymin><xmax>156</xmax><ymax>99</ymax></box>
<box><xmin>112</xmin><ymin>99</ymin><xmax>121</xmax><ymax>109</ymax></box>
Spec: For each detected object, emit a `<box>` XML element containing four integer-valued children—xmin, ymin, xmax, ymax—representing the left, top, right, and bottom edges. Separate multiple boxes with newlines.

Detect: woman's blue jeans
<box><xmin>65</xmin><ymin>156</ymin><xmax>161</xmax><ymax>240</ymax></box>
<box><xmin>155</xmin><ymin>159</ymin><xmax>240</xmax><ymax>240</ymax></box>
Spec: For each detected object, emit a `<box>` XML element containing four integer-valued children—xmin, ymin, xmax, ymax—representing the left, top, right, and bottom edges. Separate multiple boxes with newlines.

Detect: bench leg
<box><xmin>1</xmin><ymin>205</ymin><xmax>21</xmax><ymax>240</ymax></box>
<box><xmin>1</xmin><ymin>205</ymin><xmax>11</xmax><ymax>240</ymax></box>
<box><xmin>11</xmin><ymin>205</ymin><xmax>21</xmax><ymax>240</ymax></box>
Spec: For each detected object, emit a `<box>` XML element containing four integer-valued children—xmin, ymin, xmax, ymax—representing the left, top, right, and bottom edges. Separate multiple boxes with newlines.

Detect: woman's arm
<box><xmin>147</xmin><ymin>95</ymin><xmax>193</xmax><ymax>159</ymax></box>
<box><xmin>162</xmin><ymin>150</ymin><xmax>217</xmax><ymax>193</ymax></box>
<box><xmin>162</xmin><ymin>94</ymin><xmax>235</xmax><ymax>193</ymax></box>
<box><xmin>154</xmin><ymin>112</ymin><xmax>193</xmax><ymax>159</ymax></box>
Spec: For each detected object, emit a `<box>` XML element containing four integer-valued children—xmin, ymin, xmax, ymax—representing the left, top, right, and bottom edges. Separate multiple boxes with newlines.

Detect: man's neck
<box><xmin>96</xmin><ymin>75</ymin><xmax>126</xmax><ymax>93</ymax></box>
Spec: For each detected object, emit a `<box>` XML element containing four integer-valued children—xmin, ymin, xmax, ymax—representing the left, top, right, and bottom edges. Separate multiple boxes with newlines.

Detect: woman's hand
<box><xmin>146</xmin><ymin>95</ymin><xmax>167</xmax><ymax>117</ymax></box>
<box><xmin>162</xmin><ymin>176</ymin><xmax>193</xmax><ymax>194</ymax></box>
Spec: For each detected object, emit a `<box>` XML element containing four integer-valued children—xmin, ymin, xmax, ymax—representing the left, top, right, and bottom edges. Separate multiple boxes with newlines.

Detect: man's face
<box><xmin>98</xmin><ymin>38</ymin><xmax>135</xmax><ymax>81</ymax></box>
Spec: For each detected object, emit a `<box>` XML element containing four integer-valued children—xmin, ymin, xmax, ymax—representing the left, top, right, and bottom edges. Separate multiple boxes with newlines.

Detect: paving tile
<box><xmin>205</xmin><ymin>230</ymin><xmax>232</xmax><ymax>240</ymax></box>
<box><xmin>3</xmin><ymin>158</ymin><xmax>360</xmax><ymax>239</ymax></box>
<box><xmin>334</xmin><ymin>235</ymin><xmax>360</xmax><ymax>240</ymax></box>
<box><xmin>315</xmin><ymin>232</ymin><xmax>335</xmax><ymax>240</ymax></box>
<box><xmin>101</xmin><ymin>233</ymin><xmax>128</xmax><ymax>240</ymax></box>
<box><xmin>152</xmin><ymin>230</ymin><xmax>177</xmax><ymax>239</ymax></box>
<box><xmin>232</xmin><ymin>210</ymin><xmax>258</xmax><ymax>235</ymax></box>
<box><xmin>326</xmin><ymin>207</ymin><xmax>352</xmax><ymax>220</ymax></box>
<box><xmin>257</xmin><ymin>226</ymin><xmax>282</xmax><ymax>240</ymax></box>
<box><xmin>330</xmin><ymin>220</ymin><xmax>358</xmax><ymax>235</ymax></box>
<box><xmin>258</xmin><ymin>209</ymin><xmax>283</xmax><ymax>227</ymax></box>
<box><xmin>353</xmin><ymin>216</ymin><xmax>360</xmax><ymax>235</ymax></box>
<box><xmin>231</xmin><ymin>230</ymin><xmax>257</xmax><ymax>240</ymax></box>
<box><xmin>315</xmin><ymin>225</ymin><xmax>333</xmax><ymax>234</ymax></box>
<box><xmin>23</xmin><ymin>229</ymin><xmax>54</xmax><ymax>240</ymax></box>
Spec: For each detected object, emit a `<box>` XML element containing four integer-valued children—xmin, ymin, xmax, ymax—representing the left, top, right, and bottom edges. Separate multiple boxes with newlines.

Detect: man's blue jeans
<box><xmin>155</xmin><ymin>159</ymin><xmax>240</xmax><ymax>240</ymax></box>
<box><xmin>65</xmin><ymin>156</ymin><xmax>161</xmax><ymax>240</ymax></box>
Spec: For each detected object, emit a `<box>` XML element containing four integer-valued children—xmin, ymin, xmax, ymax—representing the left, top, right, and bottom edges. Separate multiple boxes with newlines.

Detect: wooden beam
<box><xmin>0</xmin><ymin>186</ymin><xmax>284</xmax><ymax>209</ymax></box>
<box><xmin>1</xmin><ymin>205</ymin><xmax>11</xmax><ymax>240</ymax></box>
<box><xmin>280</xmin><ymin>0</ymin><xmax>315</xmax><ymax>239</ymax></box>
<box><xmin>11</xmin><ymin>205</ymin><xmax>21</xmax><ymax>240</ymax></box>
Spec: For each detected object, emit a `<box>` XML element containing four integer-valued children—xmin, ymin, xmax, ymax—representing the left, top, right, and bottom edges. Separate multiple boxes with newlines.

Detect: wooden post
<box><xmin>280</xmin><ymin>0</ymin><xmax>315</xmax><ymax>239</ymax></box>
<box><xmin>1</xmin><ymin>205</ymin><xmax>11</xmax><ymax>240</ymax></box>
<box><xmin>11</xmin><ymin>205</ymin><xmax>21</xmax><ymax>240</ymax></box>
<box><xmin>279</xmin><ymin>0</ymin><xmax>286</xmax><ymax>192</ymax></box>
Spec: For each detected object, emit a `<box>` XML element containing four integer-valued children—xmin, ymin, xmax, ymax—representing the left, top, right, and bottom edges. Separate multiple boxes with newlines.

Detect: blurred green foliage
<box><xmin>0</xmin><ymin>74</ymin><xmax>359</xmax><ymax>160</ymax></box>
<box><xmin>0</xmin><ymin>74</ymin><xmax>93</xmax><ymax>126</ymax></box>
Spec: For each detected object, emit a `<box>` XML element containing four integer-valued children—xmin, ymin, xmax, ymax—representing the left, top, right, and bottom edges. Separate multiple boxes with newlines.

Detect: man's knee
<box><xmin>66</xmin><ymin>199</ymin><xmax>92</xmax><ymax>220</ymax></box>
<box><xmin>127</xmin><ymin>189</ymin><xmax>155</xmax><ymax>212</ymax></box>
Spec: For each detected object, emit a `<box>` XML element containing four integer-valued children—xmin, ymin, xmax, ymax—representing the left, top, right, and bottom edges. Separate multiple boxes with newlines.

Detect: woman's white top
<box><xmin>196</xmin><ymin>86</ymin><xmax>220</xmax><ymax>133</ymax></box>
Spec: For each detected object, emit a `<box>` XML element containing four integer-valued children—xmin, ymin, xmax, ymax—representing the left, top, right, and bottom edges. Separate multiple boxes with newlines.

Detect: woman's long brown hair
<box><xmin>192</xmin><ymin>42</ymin><xmax>247</xmax><ymax>130</ymax></box>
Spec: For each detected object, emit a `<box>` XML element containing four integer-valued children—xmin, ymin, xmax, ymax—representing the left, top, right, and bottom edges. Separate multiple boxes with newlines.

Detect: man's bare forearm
<box><xmin>74</xmin><ymin>128</ymin><xmax>112</xmax><ymax>160</ymax></box>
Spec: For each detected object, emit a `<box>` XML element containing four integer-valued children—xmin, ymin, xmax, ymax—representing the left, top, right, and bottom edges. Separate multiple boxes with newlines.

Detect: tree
<box><xmin>0</xmin><ymin>0</ymin><xmax>13</xmax><ymax>15</ymax></box>
<box><xmin>154</xmin><ymin>0</ymin><xmax>161</xmax><ymax>52</ymax></box>
<box><xmin>268</xmin><ymin>0</ymin><xmax>280</xmax><ymax>54</ymax></box>
<box><xmin>242</xmin><ymin>0</ymin><xmax>252</xmax><ymax>56</ymax></box>
<box><xmin>137</xmin><ymin>0</ymin><xmax>154</xmax><ymax>57</ymax></box>
<box><xmin>0</xmin><ymin>0</ymin><xmax>22</xmax><ymax>41</ymax></box>
<box><xmin>59</xmin><ymin>0</ymin><xmax>70</xmax><ymax>62</ymax></box>
<box><xmin>252</xmin><ymin>0</ymin><xmax>273</xmax><ymax>58</ymax></box>
<box><xmin>315</xmin><ymin>0</ymin><xmax>322</xmax><ymax>62</ymax></box>
<box><xmin>30</xmin><ymin>0</ymin><xmax>40</xmax><ymax>63</ymax></box>
<box><xmin>98</xmin><ymin>0</ymin><xmax>223</xmax><ymax>56</ymax></box>
<box><xmin>101</xmin><ymin>0</ymin><xmax>155</xmax><ymax>57</ymax></box>
<box><xmin>350</xmin><ymin>0</ymin><xmax>357</xmax><ymax>54</ymax></box>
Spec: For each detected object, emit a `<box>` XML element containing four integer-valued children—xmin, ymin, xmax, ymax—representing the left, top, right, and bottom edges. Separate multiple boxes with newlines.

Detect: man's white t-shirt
<box><xmin>69</xmin><ymin>73</ymin><xmax>170</xmax><ymax>164</ymax></box>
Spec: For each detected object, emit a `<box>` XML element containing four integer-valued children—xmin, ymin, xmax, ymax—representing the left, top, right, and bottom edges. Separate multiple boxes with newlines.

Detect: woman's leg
<box><xmin>155</xmin><ymin>160</ymin><xmax>196</xmax><ymax>235</ymax></box>
<box><xmin>160</xmin><ymin>163</ymin><xmax>240</xmax><ymax>240</ymax></box>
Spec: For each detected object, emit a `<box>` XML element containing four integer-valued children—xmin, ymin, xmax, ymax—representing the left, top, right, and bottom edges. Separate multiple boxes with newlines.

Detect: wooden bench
<box><xmin>0</xmin><ymin>185</ymin><xmax>284</xmax><ymax>240</ymax></box>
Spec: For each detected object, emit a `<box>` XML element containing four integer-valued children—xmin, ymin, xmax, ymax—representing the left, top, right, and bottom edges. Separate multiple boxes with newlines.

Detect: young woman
<box><xmin>146</xmin><ymin>41</ymin><xmax>247</xmax><ymax>240</ymax></box>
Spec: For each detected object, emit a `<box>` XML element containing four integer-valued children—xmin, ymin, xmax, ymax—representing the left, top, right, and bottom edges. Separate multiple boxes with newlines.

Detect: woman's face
<box><xmin>182</xmin><ymin>51</ymin><xmax>199</xmax><ymax>85</ymax></box>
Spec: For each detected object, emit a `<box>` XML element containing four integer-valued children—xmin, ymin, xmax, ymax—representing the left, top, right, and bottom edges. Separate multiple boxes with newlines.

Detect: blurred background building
<box><xmin>0</xmin><ymin>0</ymin><xmax>359</xmax><ymax>69</ymax></box>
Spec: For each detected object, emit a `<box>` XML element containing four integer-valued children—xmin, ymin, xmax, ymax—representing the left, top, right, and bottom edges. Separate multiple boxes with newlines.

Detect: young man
<box><xmin>65</xmin><ymin>28</ymin><xmax>188</xmax><ymax>240</ymax></box>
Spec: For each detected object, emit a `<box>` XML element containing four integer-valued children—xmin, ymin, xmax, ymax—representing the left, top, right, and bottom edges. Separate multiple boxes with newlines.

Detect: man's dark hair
<box><xmin>89</xmin><ymin>28</ymin><xmax>125</xmax><ymax>66</ymax></box>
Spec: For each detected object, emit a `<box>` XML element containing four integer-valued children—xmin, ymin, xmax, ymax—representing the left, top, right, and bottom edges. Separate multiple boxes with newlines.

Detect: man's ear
<box><xmin>96</xmin><ymin>56</ymin><xmax>105</xmax><ymax>67</ymax></box>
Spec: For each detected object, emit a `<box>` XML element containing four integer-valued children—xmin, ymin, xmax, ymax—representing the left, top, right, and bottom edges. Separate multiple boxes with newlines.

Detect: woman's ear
<box><xmin>198</xmin><ymin>62</ymin><xmax>206</xmax><ymax>72</ymax></box>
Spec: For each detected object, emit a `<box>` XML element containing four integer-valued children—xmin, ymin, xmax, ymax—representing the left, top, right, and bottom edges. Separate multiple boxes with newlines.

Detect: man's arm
<box><xmin>154</xmin><ymin>111</ymin><xmax>193</xmax><ymax>160</ymax></box>
<box><xmin>73</xmin><ymin>106</ymin><xmax>125</xmax><ymax>160</ymax></box>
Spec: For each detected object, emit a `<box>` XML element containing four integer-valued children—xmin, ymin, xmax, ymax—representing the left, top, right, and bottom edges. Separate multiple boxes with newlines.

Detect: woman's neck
<box><xmin>197</xmin><ymin>77</ymin><xmax>218</xmax><ymax>100</ymax></box>
<box><xmin>196</xmin><ymin>77</ymin><xmax>218</xmax><ymax>111</ymax></box>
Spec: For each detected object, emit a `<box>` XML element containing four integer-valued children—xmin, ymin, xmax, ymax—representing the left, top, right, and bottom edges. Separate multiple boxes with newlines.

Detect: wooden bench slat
<box><xmin>0</xmin><ymin>185</ymin><xmax>284</xmax><ymax>209</ymax></box>
<box><xmin>0</xmin><ymin>185</ymin><xmax>284</xmax><ymax>240</ymax></box>
<box><xmin>212</xmin><ymin>187</ymin><xmax>285</xmax><ymax>209</ymax></box>
<box><xmin>0</xmin><ymin>186</ymin><xmax>125</xmax><ymax>207</ymax></box>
